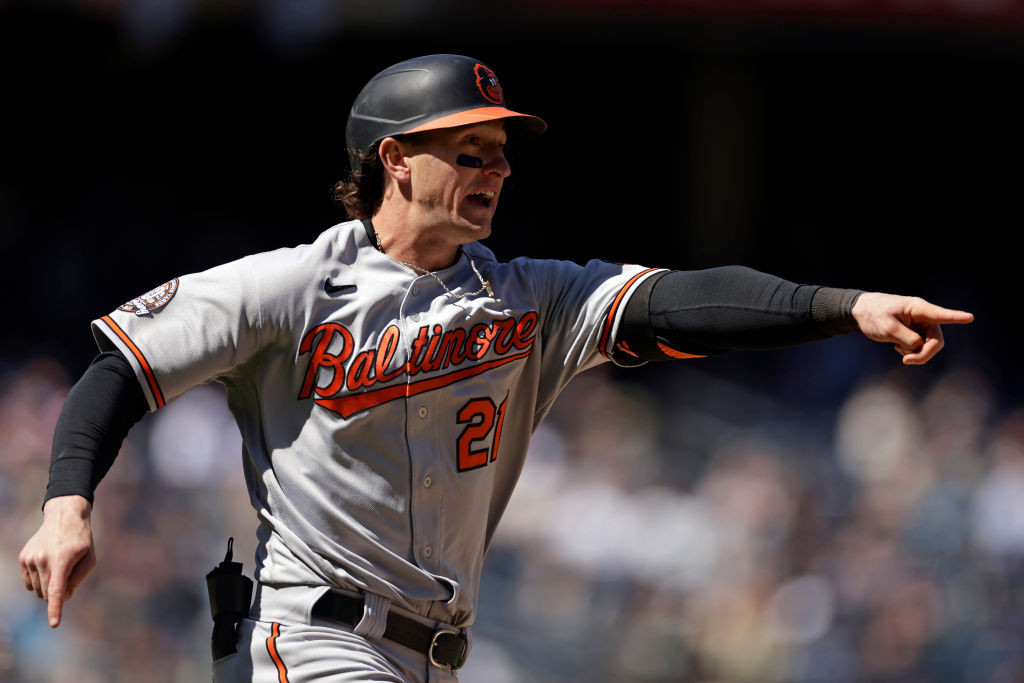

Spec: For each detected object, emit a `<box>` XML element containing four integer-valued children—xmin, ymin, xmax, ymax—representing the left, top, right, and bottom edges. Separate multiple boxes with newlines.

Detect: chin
<box><xmin>455</xmin><ymin>216</ymin><xmax>493</xmax><ymax>241</ymax></box>
<box><xmin>474</xmin><ymin>222</ymin><xmax>493</xmax><ymax>241</ymax></box>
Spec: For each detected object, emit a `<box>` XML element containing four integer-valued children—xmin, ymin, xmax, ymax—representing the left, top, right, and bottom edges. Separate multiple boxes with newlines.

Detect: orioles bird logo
<box><xmin>474</xmin><ymin>64</ymin><xmax>503</xmax><ymax>105</ymax></box>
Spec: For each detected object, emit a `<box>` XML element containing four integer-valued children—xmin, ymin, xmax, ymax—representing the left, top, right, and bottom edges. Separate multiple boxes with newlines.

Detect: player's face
<box><xmin>404</xmin><ymin>121</ymin><xmax>511</xmax><ymax>243</ymax></box>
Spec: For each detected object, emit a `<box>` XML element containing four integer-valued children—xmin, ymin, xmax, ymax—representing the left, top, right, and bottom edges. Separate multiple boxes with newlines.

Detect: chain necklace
<box><xmin>374</xmin><ymin>230</ymin><xmax>494</xmax><ymax>299</ymax></box>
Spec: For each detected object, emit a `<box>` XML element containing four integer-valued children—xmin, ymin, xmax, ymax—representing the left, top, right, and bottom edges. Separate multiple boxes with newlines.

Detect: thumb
<box><xmin>888</xmin><ymin>321</ymin><xmax>924</xmax><ymax>353</ymax></box>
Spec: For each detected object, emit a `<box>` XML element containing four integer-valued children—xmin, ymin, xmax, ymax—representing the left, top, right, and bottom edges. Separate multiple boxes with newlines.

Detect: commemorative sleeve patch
<box><xmin>117</xmin><ymin>278</ymin><xmax>179</xmax><ymax>316</ymax></box>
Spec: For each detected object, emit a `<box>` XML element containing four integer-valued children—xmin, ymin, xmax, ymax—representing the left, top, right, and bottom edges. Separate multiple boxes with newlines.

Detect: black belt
<box><xmin>312</xmin><ymin>591</ymin><xmax>468</xmax><ymax>670</ymax></box>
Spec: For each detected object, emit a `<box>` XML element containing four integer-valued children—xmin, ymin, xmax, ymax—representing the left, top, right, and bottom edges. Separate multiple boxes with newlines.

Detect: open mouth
<box><xmin>466</xmin><ymin>190</ymin><xmax>495</xmax><ymax>209</ymax></box>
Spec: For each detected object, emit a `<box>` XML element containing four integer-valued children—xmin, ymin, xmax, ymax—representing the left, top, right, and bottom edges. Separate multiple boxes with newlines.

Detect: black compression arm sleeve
<box><xmin>614</xmin><ymin>266</ymin><xmax>862</xmax><ymax>362</ymax></box>
<box><xmin>44</xmin><ymin>350</ymin><xmax>148</xmax><ymax>505</ymax></box>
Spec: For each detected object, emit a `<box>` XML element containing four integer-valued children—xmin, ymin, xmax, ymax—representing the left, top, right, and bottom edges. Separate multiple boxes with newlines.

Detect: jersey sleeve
<box><xmin>523</xmin><ymin>258</ymin><xmax>664</xmax><ymax>412</ymax></box>
<box><xmin>91</xmin><ymin>257</ymin><xmax>264</xmax><ymax>411</ymax></box>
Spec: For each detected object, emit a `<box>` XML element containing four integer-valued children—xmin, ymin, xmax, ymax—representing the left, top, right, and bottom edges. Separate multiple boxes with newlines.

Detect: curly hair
<box><xmin>332</xmin><ymin>146</ymin><xmax>385</xmax><ymax>220</ymax></box>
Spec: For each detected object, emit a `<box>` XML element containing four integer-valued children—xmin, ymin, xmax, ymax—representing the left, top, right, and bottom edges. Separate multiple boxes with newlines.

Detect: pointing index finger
<box><xmin>47</xmin><ymin>562</ymin><xmax>70</xmax><ymax>628</ymax></box>
<box><xmin>910</xmin><ymin>300</ymin><xmax>975</xmax><ymax>325</ymax></box>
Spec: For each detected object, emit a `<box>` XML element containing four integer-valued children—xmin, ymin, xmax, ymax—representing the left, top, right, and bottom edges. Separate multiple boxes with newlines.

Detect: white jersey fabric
<box><xmin>92</xmin><ymin>219</ymin><xmax>662</xmax><ymax>628</ymax></box>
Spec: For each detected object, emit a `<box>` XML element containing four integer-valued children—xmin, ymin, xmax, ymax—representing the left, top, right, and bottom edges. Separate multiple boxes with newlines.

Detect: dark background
<box><xmin>0</xmin><ymin>4</ymin><xmax>1016</xmax><ymax>391</ymax></box>
<box><xmin>2</xmin><ymin>4</ymin><xmax>1022</xmax><ymax>682</ymax></box>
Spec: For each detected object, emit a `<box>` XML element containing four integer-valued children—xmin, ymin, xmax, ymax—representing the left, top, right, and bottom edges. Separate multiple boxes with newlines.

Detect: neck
<box><xmin>371</xmin><ymin>204</ymin><xmax>461</xmax><ymax>272</ymax></box>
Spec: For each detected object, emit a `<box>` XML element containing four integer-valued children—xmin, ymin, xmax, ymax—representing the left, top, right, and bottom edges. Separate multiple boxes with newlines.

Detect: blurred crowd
<box><xmin>1</xmin><ymin>349</ymin><xmax>1021</xmax><ymax>682</ymax></box>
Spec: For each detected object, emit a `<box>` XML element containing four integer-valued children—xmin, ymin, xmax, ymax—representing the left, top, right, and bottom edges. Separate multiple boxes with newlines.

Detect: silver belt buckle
<box><xmin>428</xmin><ymin>628</ymin><xmax>467</xmax><ymax>670</ymax></box>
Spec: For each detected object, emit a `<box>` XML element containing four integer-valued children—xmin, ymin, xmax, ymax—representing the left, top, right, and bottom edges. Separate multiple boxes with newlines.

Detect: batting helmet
<box><xmin>345</xmin><ymin>54</ymin><xmax>547</xmax><ymax>172</ymax></box>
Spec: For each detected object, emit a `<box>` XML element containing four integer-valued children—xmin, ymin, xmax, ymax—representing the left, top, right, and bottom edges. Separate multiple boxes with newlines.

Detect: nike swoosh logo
<box><xmin>324</xmin><ymin>278</ymin><xmax>356</xmax><ymax>295</ymax></box>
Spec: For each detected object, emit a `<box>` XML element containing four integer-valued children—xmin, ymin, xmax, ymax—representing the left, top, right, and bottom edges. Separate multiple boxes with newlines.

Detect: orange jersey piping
<box><xmin>99</xmin><ymin>315</ymin><xmax>165</xmax><ymax>408</ymax></box>
<box><xmin>599</xmin><ymin>268</ymin><xmax>660</xmax><ymax>359</ymax></box>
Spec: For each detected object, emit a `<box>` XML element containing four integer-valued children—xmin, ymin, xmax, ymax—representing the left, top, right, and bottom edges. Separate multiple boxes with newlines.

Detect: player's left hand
<box><xmin>851</xmin><ymin>292</ymin><xmax>974</xmax><ymax>365</ymax></box>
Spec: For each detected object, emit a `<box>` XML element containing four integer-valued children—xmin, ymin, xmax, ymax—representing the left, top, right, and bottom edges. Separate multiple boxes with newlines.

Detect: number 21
<box><xmin>456</xmin><ymin>395</ymin><xmax>509</xmax><ymax>472</ymax></box>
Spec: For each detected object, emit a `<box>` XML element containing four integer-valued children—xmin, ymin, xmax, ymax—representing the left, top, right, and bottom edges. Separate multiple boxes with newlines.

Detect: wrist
<box><xmin>42</xmin><ymin>495</ymin><xmax>92</xmax><ymax>519</ymax></box>
<box><xmin>812</xmin><ymin>287</ymin><xmax>864</xmax><ymax>336</ymax></box>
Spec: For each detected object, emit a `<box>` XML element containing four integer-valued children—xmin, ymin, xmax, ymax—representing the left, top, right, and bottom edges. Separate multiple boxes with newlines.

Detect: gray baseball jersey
<box><xmin>92</xmin><ymin>219</ymin><xmax>662</xmax><ymax>628</ymax></box>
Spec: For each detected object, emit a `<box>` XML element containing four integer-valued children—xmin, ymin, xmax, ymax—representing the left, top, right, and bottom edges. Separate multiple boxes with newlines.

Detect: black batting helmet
<box><xmin>345</xmin><ymin>54</ymin><xmax>547</xmax><ymax>172</ymax></box>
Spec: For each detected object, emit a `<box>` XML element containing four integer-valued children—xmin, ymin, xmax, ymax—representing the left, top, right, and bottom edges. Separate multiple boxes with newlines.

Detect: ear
<box><xmin>378</xmin><ymin>137</ymin><xmax>413</xmax><ymax>184</ymax></box>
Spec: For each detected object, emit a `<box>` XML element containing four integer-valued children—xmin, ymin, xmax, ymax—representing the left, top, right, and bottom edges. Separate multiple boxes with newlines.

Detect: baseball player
<box><xmin>19</xmin><ymin>54</ymin><xmax>973</xmax><ymax>682</ymax></box>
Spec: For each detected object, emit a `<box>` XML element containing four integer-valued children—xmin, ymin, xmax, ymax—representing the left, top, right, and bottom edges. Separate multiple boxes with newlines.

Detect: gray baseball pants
<box><xmin>212</xmin><ymin>584</ymin><xmax>465</xmax><ymax>683</ymax></box>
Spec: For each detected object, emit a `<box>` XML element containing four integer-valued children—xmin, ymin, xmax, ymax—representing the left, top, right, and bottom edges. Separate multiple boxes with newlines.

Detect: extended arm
<box><xmin>19</xmin><ymin>350</ymin><xmax>147</xmax><ymax>627</ymax></box>
<box><xmin>614</xmin><ymin>267</ymin><xmax>971</xmax><ymax>364</ymax></box>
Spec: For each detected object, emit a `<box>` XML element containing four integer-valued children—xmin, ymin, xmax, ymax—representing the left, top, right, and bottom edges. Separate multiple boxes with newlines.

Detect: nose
<box><xmin>485</xmin><ymin>147</ymin><xmax>511</xmax><ymax>179</ymax></box>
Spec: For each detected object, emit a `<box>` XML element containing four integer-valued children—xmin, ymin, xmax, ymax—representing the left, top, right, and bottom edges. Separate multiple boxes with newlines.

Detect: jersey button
<box><xmin>418</xmin><ymin>406</ymin><xmax>428</xmax><ymax>419</ymax></box>
<box><xmin>412</xmin><ymin>285</ymin><xmax>420</xmax><ymax>296</ymax></box>
<box><xmin>410</xmin><ymin>313</ymin><xmax>420</xmax><ymax>322</ymax></box>
<box><xmin>423</xmin><ymin>476</ymin><xmax>432</xmax><ymax>488</ymax></box>
<box><xmin>424</xmin><ymin>545</ymin><xmax>433</xmax><ymax>558</ymax></box>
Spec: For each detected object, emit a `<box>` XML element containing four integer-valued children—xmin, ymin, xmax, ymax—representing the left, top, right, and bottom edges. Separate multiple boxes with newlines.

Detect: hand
<box><xmin>19</xmin><ymin>495</ymin><xmax>97</xmax><ymax>628</ymax></box>
<box><xmin>851</xmin><ymin>292</ymin><xmax>974</xmax><ymax>365</ymax></box>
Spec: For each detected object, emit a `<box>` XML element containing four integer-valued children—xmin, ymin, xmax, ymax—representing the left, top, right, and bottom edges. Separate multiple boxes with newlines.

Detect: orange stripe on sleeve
<box><xmin>100</xmin><ymin>315</ymin><xmax>166</xmax><ymax>408</ymax></box>
<box><xmin>599</xmin><ymin>268</ymin><xmax>660</xmax><ymax>359</ymax></box>
<box><xmin>616</xmin><ymin>341</ymin><xmax>639</xmax><ymax>358</ymax></box>
<box><xmin>266</xmin><ymin>622</ymin><xmax>289</xmax><ymax>683</ymax></box>
<box><xmin>656</xmin><ymin>342</ymin><xmax>706</xmax><ymax>360</ymax></box>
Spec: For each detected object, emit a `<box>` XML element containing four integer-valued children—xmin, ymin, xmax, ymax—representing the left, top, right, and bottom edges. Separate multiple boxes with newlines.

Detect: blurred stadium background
<box><xmin>1</xmin><ymin>1</ymin><xmax>1021</xmax><ymax>681</ymax></box>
